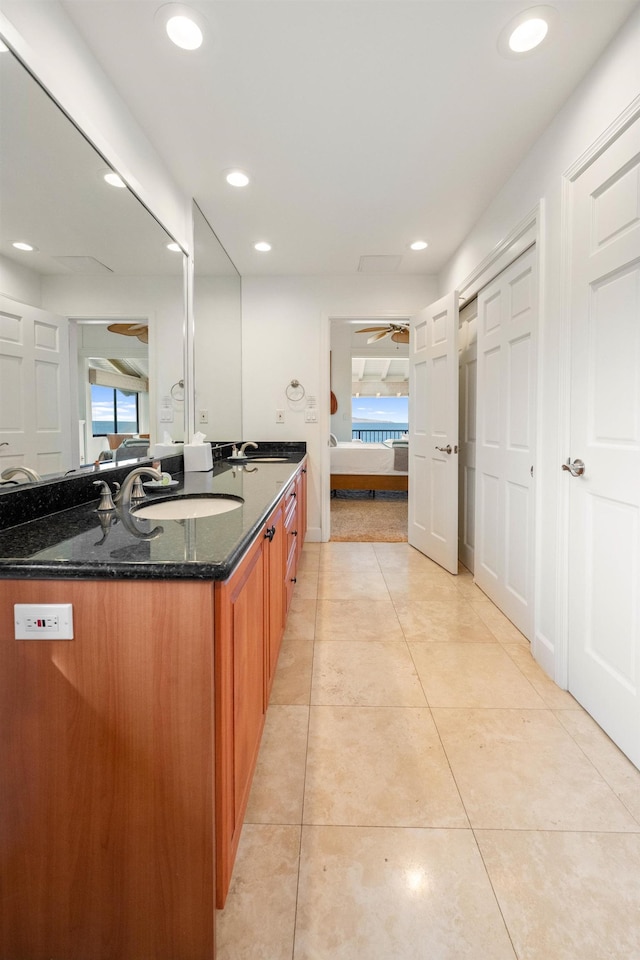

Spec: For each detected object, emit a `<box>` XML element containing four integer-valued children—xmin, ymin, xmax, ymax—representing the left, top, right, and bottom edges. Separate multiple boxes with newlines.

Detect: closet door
<box><xmin>0</xmin><ymin>297</ymin><xmax>72</xmax><ymax>476</ymax></box>
<box><xmin>458</xmin><ymin>300</ymin><xmax>478</xmax><ymax>573</ymax></box>
<box><xmin>475</xmin><ymin>248</ymin><xmax>537</xmax><ymax>637</ymax></box>
<box><xmin>566</xmin><ymin>114</ymin><xmax>640</xmax><ymax>768</ymax></box>
<box><xmin>409</xmin><ymin>291</ymin><xmax>459</xmax><ymax>574</ymax></box>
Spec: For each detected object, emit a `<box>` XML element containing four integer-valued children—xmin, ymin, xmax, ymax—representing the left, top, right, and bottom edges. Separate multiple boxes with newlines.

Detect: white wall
<box><xmin>0</xmin><ymin>254</ymin><xmax>42</xmax><ymax>307</ymax></box>
<box><xmin>242</xmin><ymin>274</ymin><xmax>436</xmax><ymax>540</ymax></box>
<box><xmin>438</xmin><ymin>5</ymin><xmax>640</xmax><ymax>679</ymax></box>
<box><xmin>330</xmin><ymin>323</ymin><xmax>354</xmax><ymax>441</ymax></box>
<box><xmin>193</xmin><ymin>275</ymin><xmax>242</xmax><ymax>443</ymax></box>
<box><xmin>42</xmin><ymin>274</ymin><xmax>186</xmax><ymax>445</ymax></box>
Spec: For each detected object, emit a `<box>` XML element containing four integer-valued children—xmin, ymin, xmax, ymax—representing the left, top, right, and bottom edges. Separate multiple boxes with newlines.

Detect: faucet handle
<box><xmin>130</xmin><ymin>476</ymin><xmax>146</xmax><ymax>501</ymax></box>
<box><xmin>93</xmin><ymin>480</ymin><xmax>116</xmax><ymax>512</ymax></box>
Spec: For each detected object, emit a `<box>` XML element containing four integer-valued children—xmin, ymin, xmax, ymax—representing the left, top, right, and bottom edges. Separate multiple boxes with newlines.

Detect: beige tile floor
<box><xmin>216</xmin><ymin>542</ymin><xmax>640</xmax><ymax>960</ymax></box>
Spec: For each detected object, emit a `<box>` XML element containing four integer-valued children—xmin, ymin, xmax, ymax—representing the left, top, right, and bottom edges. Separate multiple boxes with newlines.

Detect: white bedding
<box><xmin>330</xmin><ymin>441</ymin><xmax>408</xmax><ymax>476</ymax></box>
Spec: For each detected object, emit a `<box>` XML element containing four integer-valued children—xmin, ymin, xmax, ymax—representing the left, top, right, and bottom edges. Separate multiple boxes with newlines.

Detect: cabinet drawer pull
<box><xmin>264</xmin><ymin>525</ymin><xmax>276</xmax><ymax>541</ymax></box>
<box><xmin>290</xmin><ymin>490</ymin><xmax>297</xmax><ymax>498</ymax></box>
<box><xmin>290</xmin><ymin>577</ymin><xmax>297</xmax><ymax>583</ymax></box>
<box><xmin>291</xmin><ymin>530</ymin><xmax>298</xmax><ymax>537</ymax></box>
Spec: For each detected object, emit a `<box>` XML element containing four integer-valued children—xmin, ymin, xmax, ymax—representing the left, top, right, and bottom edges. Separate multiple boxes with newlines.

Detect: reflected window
<box><xmin>91</xmin><ymin>385</ymin><xmax>139</xmax><ymax>436</ymax></box>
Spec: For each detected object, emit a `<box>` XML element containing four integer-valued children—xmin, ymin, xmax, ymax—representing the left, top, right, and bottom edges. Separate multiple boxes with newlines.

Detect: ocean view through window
<box><xmin>351</xmin><ymin>396</ymin><xmax>408</xmax><ymax>442</ymax></box>
<box><xmin>91</xmin><ymin>384</ymin><xmax>139</xmax><ymax>436</ymax></box>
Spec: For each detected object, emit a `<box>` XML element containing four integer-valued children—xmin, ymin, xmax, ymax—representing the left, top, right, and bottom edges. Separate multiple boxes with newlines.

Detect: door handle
<box><xmin>435</xmin><ymin>444</ymin><xmax>452</xmax><ymax>454</ymax></box>
<box><xmin>561</xmin><ymin>458</ymin><xmax>585</xmax><ymax>477</ymax></box>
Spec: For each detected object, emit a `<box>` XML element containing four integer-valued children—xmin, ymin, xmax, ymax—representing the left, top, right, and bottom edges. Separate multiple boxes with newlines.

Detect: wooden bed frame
<box><xmin>330</xmin><ymin>473</ymin><xmax>408</xmax><ymax>493</ymax></box>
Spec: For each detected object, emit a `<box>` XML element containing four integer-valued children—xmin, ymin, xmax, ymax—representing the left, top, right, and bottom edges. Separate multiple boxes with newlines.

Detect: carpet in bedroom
<box><xmin>330</xmin><ymin>490</ymin><xmax>408</xmax><ymax>542</ymax></box>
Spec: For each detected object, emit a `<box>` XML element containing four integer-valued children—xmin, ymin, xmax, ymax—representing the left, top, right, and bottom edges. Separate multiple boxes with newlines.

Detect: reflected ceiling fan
<box><xmin>107</xmin><ymin>322</ymin><xmax>148</xmax><ymax>344</ymax></box>
<box><xmin>356</xmin><ymin>322</ymin><xmax>409</xmax><ymax>344</ymax></box>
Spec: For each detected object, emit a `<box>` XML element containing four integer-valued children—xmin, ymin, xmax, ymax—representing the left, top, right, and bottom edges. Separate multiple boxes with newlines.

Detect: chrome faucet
<box><xmin>1</xmin><ymin>466</ymin><xmax>42</xmax><ymax>483</ymax></box>
<box><xmin>113</xmin><ymin>466</ymin><xmax>163</xmax><ymax>510</ymax></box>
<box><xmin>239</xmin><ymin>441</ymin><xmax>258</xmax><ymax>456</ymax></box>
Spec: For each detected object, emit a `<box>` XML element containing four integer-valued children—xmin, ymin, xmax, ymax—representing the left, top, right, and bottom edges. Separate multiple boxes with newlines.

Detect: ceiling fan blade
<box><xmin>391</xmin><ymin>330</ymin><xmax>410</xmax><ymax>343</ymax></box>
<box><xmin>367</xmin><ymin>330</ymin><xmax>390</xmax><ymax>344</ymax></box>
<box><xmin>107</xmin><ymin>322</ymin><xmax>149</xmax><ymax>338</ymax></box>
<box><xmin>357</xmin><ymin>326</ymin><xmax>388</xmax><ymax>334</ymax></box>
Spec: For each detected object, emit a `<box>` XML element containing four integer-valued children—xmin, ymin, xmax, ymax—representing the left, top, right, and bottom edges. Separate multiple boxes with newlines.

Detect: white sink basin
<box><xmin>132</xmin><ymin>495</ymin><xmax>243</xmax><ymax>520</ymax></box>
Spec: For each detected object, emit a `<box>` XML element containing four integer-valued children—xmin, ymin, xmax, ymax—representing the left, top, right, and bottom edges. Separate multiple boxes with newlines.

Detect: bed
<box><xmin>330</xmin><ymin>440</ymin><xmax>408</xmax><ymax>493</ymax></box>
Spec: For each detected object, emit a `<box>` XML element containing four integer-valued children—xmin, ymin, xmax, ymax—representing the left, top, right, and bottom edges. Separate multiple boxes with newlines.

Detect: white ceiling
<box><xmin>61</xmin><ymin>0</ymin><xmax>638</xmax><ymax>277</ymax></box>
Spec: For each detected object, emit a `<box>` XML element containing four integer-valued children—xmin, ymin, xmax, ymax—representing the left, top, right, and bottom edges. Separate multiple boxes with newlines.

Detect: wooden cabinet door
<box><xmin>297</xmin><ymin>461</ymin><xmax>308</xmax><ymax>552</ymax></box>
<box><xmin>265</xmin><ymin>501</ymin><xmax>286</xmax><ymax>699</ymax></box>
<box><xmin>0</xmin><ymin>578</ymin><xmax>215</xmax><ymax>960</ymax></box>
<box><xmin>214</xmin><ymin>532</ymin><xmax>266</xmax><ymax>907</ymax></box>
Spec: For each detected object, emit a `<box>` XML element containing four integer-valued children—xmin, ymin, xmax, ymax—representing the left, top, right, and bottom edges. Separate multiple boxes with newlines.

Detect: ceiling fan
<box><xmin>356</xmin><ymin>323</ymin><xmax>409</xmax><ymax>344</ymax></box>
<box><xmin>107</xmin><ymin>322</ymin><xmax>148</xmax><ymax>344</ymax></box>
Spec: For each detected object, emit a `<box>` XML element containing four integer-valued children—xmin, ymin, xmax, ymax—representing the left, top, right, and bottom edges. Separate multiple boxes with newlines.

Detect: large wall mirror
<box><xmin>0</xmin><ymin>43</ymin><xmax>187</xmax><ymax>484</ymax></box>
<box><xmin>192</xmin><ymin>201</ymin><xmax>242</xmax><ymax>443</ymax></box>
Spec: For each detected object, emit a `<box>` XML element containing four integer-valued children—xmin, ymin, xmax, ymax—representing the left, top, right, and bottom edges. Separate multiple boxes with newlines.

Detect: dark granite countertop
<box><xmin>0</xmin><ymin>446</ymin><xmax>307</xmax><ymax>582</ymax></box>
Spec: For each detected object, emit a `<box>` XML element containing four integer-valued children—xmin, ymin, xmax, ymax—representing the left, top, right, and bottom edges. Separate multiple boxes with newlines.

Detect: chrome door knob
<box><xmin>562</xmin><ymin>458</ymin><xmax>585</xmax><ymax>477</ymax></box>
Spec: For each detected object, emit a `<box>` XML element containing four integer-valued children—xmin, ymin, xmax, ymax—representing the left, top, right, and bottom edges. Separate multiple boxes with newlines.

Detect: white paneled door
<box><xmin>566</xmin><ymin>114</ymin><xmax>640</xmax><ymax>768</ymax></box>
<box><xmin>458</xmin><ymin>299</ymin><xmax>478</xmax><ymax>573</ymax></box>
<box><xmin>475</xmin><ymin>248</ymin><xmax>537</xmax><ymax>638</ymax></box>
<box><xmin>409</xmin><ymin>292</ymin><xmax>459</xmax><ymax>574</ymax></box>
<box><xmin>0</xmin><ymin>296</ymin><xmax>72</xmax><ymax>476</ymax></box>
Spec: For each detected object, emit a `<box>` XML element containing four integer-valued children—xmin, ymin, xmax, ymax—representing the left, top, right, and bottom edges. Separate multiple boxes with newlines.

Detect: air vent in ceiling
<box><xmin>357</xmin><ymin>255</ymin><xmax>402</xmax><ymax>275</ymax></box>
<box><xmin>52</xmin><ymin>256</ymin><xmax>113</xmax><ymax>274</ymax></box>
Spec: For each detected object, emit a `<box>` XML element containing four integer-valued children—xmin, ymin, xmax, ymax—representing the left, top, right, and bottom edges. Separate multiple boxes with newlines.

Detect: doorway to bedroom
<box><xmin>329</xmin><ymin>318</ymin><xmax>410</xmax><ymax>542</ymax></box>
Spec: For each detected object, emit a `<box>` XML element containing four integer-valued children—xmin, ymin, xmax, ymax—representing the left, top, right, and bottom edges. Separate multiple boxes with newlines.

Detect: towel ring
<box><xmin>170</xmin><ymin>379</ymin><xmax>184</xmax><ymax>401</ymax></box>
<box><xmin>286</xmin><ymin>379</ymin><xmax>305</xmax><ymax>402</ymax></box>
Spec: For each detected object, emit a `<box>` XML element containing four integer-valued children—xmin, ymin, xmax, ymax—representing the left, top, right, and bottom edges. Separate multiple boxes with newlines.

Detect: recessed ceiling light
<box><xmin>226</xmin><ymin>170</ymin><xmax>250</xmax><ymax>187</ymax></box>
<box><xmin>410</xmin><ymin>240</ymin><xmax>428</xmax><ymax>251</ymax></box>
<box><xmin>166</xmin><ymin>242</ymin><xmax>182</xmax><ymax>252</ymax></box>
<box><xmin>509</xmin><ymin>17</ymin><xmax>548</xmax><ymax>52</ymax></box>
<box><xmin>156</xmin><ymin>4</ymin><xmax>206</xmax><ymax>50</ymax></box>
<box><xmin>103</xmin><ymin>171</ymin><xmax>126</xmax><ymax>189</ymax></box>
<box><xmin>498</xmin><ymin>6</ymin><xmax>556</xmax><ymax>58</ymax></box>
<box><xmin>254</xmin><ymin>241</ymin><xmax>272</xmax><ymax>252</ymax></box>
<box><xmin>166</xmin><ymin>14</ymin><xmax>202</xmax><ymax>49</ymax></box>
<box><xmin>13</xmin><ymin>241</ymin><xmax>37</xmax><ymax>252</ymax></box>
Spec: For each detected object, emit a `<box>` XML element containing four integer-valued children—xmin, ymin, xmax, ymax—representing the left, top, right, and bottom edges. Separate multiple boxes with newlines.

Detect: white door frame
<box><xmin>556</xmin><ymin>95</ymin><xmax>640</xmax><ymax>691</ymax></box>
<box><xmin>319</xmin><ymin>312</ymin><xmax>412</xmax><ymax>542</ymax></box>
<box><xmin>319</xmin><ymin>214</ymin><xmax>543</xmax><ymax>549</ymax></box>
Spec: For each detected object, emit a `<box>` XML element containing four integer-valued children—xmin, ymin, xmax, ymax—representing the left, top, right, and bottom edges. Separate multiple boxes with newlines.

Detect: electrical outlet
<box><xmin>14</xmin><ymin>603</ymin><xmax>74</xmax><ymax>640</ymax></box>
<box><xmin>198</xmin><ymin>409</ymin><xmax>208</xmax><ymax>424</ymax></box>
<box><xmin>276</xmin><ymin>410</ymin><xmax>285</xmax><ymax>423</ymax></box>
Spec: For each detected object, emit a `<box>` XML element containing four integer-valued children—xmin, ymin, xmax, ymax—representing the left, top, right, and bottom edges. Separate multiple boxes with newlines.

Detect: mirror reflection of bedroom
<box><xmin>329</xmin><ymin>319</ymin><xmax>410</xmax><ymax>542</ymax></box>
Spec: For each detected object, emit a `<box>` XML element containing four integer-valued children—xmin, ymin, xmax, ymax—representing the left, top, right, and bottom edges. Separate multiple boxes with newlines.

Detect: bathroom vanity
<box><xmin>0</xmin><ymin>447</ymin><xmax>307</xmax><ymax>960</ymax></box>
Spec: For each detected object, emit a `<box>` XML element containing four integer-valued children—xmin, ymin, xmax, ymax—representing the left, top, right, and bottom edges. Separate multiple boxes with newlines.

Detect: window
<box><xmin>91</xmin><ymin>385</ymin><xmax>139</xmax><ymax>436</ymax></box>
<box><xmin>351</xmin><ymin>396</ymin><xmax>409</xmax><ymax>442</ymax></box>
